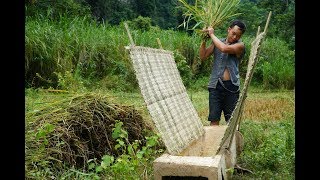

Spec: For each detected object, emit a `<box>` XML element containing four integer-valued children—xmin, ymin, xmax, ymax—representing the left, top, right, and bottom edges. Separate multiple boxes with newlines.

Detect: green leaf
<box><xmin>115</xmin><ymin>144</ymin><xmax>121</xmax><ymax>150</ymax></box>
<box><xmin>88</xmin><ymin>162</ymin><xmax>95</xmax><ymax>170</ymax></box>
<box><xmin>119</xmin><ymin>140</ymin><xmax>125</xmax><ymax>146</ymax></box>
<box><xmin>137</xmin><ymin>150</ymin><xmax>144</xmax><ymax>159</ymax></box>
<box><xmin>95</xmin><ymin>166</ymin><xmax>103</xmax><ymax>173</ymax></box>
<box><xmin>127</xmin><ymin>145</ymin><xmax>134</xmax><ymax>155</ymax></box>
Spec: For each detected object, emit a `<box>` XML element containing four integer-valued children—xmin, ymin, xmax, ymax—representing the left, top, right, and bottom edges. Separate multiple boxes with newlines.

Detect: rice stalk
<box><xmin>25</xmin><ymin>92</ymin><xmax>158</xmax><ymax>178</ymax></box>
<box><xmin>178</xmin><ymin>0</ymin><xmax>242</xmax><ymax>39</ymax></box>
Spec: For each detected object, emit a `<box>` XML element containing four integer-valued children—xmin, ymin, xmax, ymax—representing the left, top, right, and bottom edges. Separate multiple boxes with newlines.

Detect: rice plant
<box><xmin>178</xmin><ymin>0</ymin><xmax>242</xmax><ymax>38</ymax></box>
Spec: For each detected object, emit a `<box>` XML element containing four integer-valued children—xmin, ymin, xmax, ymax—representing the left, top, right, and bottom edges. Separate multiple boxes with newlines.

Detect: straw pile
<box><xmin>25</xmin><ymin>93</ymin><xmax>155</xmax><ymax>171</ymax></box>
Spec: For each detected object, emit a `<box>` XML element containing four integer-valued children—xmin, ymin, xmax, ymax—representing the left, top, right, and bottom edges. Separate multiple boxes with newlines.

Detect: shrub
<box><xmin>130</xmin><ymin>16</ymin><xmax>152</xmax><ymax>31</ymax></box>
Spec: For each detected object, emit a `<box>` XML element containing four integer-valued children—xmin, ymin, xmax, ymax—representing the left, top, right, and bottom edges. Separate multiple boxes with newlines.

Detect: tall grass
<box><xmin>253</xmin><ymin>38</ymin><xmax>295</xmax><ymax>89</ymax></box>
<box><xmin>26</xmin><ymin>15</ymin><xmax>294</xmax><ymax>90</ymax></box>
<box><xmin>233</xmin><ymin>118</ymin><xmax>295</xmax><ymax>179</ymax></box>
<box><xmin>25</xmin><ymin>16</ymin><xmax>202</xmax><ymax>90</ymax></box>
<box><xmin>25</xmin><ymin>16</ymin><xmax>135</xmax><ymax>89</ymax></box>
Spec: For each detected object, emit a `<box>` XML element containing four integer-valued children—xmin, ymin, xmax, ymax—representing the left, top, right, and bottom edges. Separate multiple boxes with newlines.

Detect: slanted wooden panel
<box><xmin>127</xmin><ymin>46</ymin><xmax>204</xmax><ymax>155</ymax></box>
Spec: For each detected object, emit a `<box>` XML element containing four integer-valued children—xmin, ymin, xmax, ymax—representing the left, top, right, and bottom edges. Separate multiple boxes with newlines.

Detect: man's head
<box><xmin>227</xmin><ymin>20</ymin><xmax>246</xmax><ymax>43</ymax></box>
<box><xmin>230</xmin><ymin>20</ymin><xmax>246</xmax><ymax>34</ymax></box>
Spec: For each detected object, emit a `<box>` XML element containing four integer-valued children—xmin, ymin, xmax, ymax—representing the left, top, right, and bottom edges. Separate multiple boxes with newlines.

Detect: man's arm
<box><xmin>199</xmin><ymin>40</ymin><xmax>214</xmax><ymax>61</ymax></box>
<box><xmin>208</xmin><ymin>27</ymin><xmax>244</xmax><ymax>58</ymax></box>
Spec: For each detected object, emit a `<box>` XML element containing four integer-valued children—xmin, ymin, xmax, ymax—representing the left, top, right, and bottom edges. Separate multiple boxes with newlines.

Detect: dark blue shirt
<box><xmin>208</xmin><ymin>38</ymin><xmax>245</xmax><ymax>88</ymax></box>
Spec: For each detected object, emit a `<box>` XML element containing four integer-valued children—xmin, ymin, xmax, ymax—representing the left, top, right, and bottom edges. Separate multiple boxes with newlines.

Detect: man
<box><xmin>199</xmin><ymin>20</ymin><xmax>246</xmax><ymax>126</ymax></box>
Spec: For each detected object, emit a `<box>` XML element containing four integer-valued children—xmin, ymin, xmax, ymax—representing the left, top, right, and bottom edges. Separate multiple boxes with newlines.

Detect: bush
<box><xmin>130</xmin><ymin>16</ymin><xmax>152</xmax><ymax>31</ymax></box>
<box><xmin>173</xmin><ymin>50</ymin><xmax>193</xmax><ymax>87</ymax></box>
<box><xmin>239</xmin><ymin>36</ymin><xmax>294</xmax><ymax>90</ymax></box>
<box><xmin>256</xmin><ymin>38</ymin><xmax>295</xmax><ymax>89</ymax></box>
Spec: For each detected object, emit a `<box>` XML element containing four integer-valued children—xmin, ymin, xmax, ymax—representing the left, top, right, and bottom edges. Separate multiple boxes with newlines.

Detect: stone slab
<box><xmin>153</xmin><ymin>125</ymin><xmax>239</xmax><ymax>180</ymax></box>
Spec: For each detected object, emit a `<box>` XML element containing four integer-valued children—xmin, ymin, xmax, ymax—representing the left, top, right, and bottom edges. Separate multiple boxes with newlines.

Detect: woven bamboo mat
<box><xmin>127</xmin><ymin>46</ymin><xmax>204</xmax><ymax>155</ymax></box>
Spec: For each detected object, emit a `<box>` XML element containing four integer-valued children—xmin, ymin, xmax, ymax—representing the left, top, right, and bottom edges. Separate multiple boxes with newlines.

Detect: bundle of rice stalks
<box><xmin>178</xmin><ymin>0</ymin><xmax>241</xmax><ymax>39</ymax></box>
<box><xmin>25</xmin><ymin>93</ymin><xmax>157</xmax><ymax>175</ymax></box>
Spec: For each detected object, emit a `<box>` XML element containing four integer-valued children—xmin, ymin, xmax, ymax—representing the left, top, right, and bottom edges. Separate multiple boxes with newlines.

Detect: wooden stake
<box><xmin>124</xmin><ymin>22</ymin><xmax>135</xmax><ymax>46</ymax></box>
<box><xmin>256</xmin><ymin>26</ymin><xmax>261</xmax><ymax>37</ymax></box>
<box><xmin>263</xmin><ymin>11</ymin><xmax>272</xmax><ymax>34</ymax></box>
<box><xmin>156</xmin><ymin>38</ymin><xmax>163</xmax><ymax>49</ymax></box>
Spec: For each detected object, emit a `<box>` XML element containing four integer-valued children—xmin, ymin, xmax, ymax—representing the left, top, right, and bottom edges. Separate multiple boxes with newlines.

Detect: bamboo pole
<box><xmin>156</xmin><ymin>38</ymin><xmax>163</xmax><ymax>49</ymax></box>
<box><xmin>218</xmin><ymin>11</ymin><xmax>272</xmax><ymax>153</ymax></box>
<box><xmin>124</xmin><ymin>22</ymin><xmax>135</xmax><ymax>46</ymax></box>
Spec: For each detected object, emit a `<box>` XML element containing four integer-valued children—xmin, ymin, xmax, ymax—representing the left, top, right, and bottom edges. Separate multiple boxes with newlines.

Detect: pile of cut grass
<box><xmin>25</xmin><ymin>92</ymin><xmax>155</xmax><ymax>177</ymax></box>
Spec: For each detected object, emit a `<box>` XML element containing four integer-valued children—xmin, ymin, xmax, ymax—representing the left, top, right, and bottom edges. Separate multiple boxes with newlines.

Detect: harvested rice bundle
<box><xmin>25</xmin><ymin>93</ymin><xmax>156</xmax><ymax>174</ymax></box>
<box><xmin>178</xmin><ymin>0</ymin><xmax>241</xmax><ymax>39</ymax></box>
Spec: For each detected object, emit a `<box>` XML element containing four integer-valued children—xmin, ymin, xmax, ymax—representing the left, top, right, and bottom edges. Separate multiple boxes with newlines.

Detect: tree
<box><xmin>83</xmin><ymin>0</ymin><xmax>137</xmax><ymax>24</ymax></box>
<box><xmin>256</xmin><ymin>0</ymin><xmax>295</xmax><ymax>49</ymax></box>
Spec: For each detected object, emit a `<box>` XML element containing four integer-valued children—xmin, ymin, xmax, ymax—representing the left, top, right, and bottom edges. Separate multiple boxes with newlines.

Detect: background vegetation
<box><xmin>25</xmin><ymin>0</ymin><xmax>295</xmax><ymax>179</ymax></box>
<box><xmin>25</xmin><ymin>0</ymin><xmax>295</xmax><ymax>91</ymax></box>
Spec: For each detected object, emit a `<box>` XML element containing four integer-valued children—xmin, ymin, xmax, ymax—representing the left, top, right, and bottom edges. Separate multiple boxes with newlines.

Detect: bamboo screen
<box><xmin>127</xmin><ymin>46</ymin><xmax>204</xmax><ymax>155</ymax></box>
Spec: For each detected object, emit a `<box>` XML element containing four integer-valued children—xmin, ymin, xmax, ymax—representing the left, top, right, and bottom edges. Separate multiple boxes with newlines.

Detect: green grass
<box><xmin>25</xmin><ymin>15</ymin><xmax>295</xmax><ymax>90</ymax></box>
<box><xmin>25</xmin><ymin>86</ymin><xmax>294</xmax><ymax>179</ymax></box>
<box><xmin>233</xmin><ymin>118</ymin><xmax>295</xmax><ymax>179</ymax></box>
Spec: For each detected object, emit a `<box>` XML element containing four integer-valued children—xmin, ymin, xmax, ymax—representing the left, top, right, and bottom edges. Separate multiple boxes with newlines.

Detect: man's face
<box><xmin>227</xmin><ymin>25</ymin><xmax>243</xmax><ymax>43</ymax></box>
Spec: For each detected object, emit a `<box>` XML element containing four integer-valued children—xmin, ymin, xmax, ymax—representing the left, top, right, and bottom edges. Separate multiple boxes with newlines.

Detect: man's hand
<box><xmin>200</xmin><ymin>27</ymin><xmax>209</xmax><ymax>41</ymax></box>
<box><xmin>207</xmin><ymin>27</ymin><xmax>214</xmax><ymax>36</ymax></box>
<box><xmin>201</xmin><ymin>34</ymin><xmax>210</xmax><ymax>41</ymax></box>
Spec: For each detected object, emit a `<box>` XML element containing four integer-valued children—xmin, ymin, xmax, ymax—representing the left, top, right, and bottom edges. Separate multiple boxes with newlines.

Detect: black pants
<box><xmin>208</xmin><ymin>80</ymin><xmax>239</xmax><ymax>123</ymax></box>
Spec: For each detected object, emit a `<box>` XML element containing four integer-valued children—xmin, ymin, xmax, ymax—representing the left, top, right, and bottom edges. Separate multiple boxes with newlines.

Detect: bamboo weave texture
<box><xmin>127</xmin><ymin>46</ymin><xmax>204</xmax><ymax>155</ymax></box>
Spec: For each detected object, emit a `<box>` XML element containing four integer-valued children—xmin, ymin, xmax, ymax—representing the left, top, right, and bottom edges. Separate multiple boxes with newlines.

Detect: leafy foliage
<box><xmin>173</xmin><ymin>50</ymin><xmax>193</xmax><ymax>87</ymax></box>
<box><xmin>129</xmin><ymin>16</ymin><xmax>152</xmax><ymax>31</ymax></box>
<box><xmin>87</xmin><ymin>120</ymin><xmax>164</xmax><ymax>179</ymax></box>
<box><xmin>233</xmin><ymin>119</ymin><xmax>295</xmax><ymax>179</ymax></box>
<box><xmin>25</xmin><ymin>0</ymin><xmax>92</xmax><ymax>20</ymax></box>
<box><xmin>255</xmin><ymin>38</ymin><xmax>295</xmax><ymax>89</ymax></box>
<box><xmin>236</xmin><ymin>0</ymin><xmax>266</xmax><ymax>37</ymax></box>
<box><xmin>256</xmin><ymin>0</ymin><xmax>295</xmax><ymax>49</ymax></box>
<box><xmin>25</xmin><ymin>15</ymin><xmax>294</xmax><ymax>90</ymax></box>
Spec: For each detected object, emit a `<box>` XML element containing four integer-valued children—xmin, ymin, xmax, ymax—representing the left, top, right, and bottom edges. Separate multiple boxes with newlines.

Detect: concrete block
<box><xmin>154</xmin><ymin>154</ymin><xmax>225</xmax><ymax>180</ymax></box>
<box><xmin>153</xmin><ymin>126</ymin><xmax>239</xmax><ymax>180</ymax></box>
